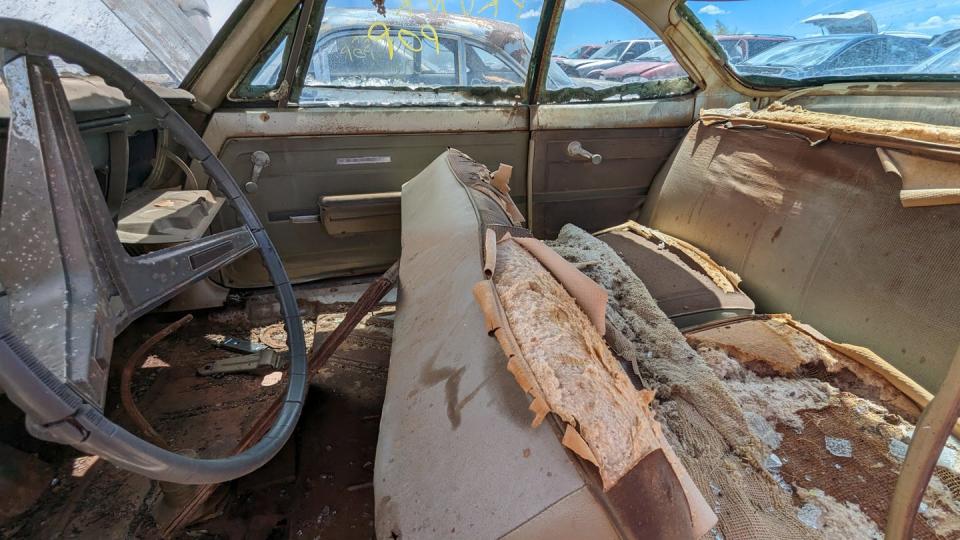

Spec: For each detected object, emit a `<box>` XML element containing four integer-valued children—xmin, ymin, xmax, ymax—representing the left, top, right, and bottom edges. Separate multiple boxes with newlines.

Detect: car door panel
<box><xmin>214</xmin><ymin>126</ymin><xmax>528</xmax><ymax>287</ymax></box>
<box><xmin>530</xmin><ymin>127</ymin><xmax>686</xmax><ymax>238</ymax></box>
<box><xmin>528</xmin><ymin>97</ymin><xmax>695</xmax><ymax>239</ymax></box>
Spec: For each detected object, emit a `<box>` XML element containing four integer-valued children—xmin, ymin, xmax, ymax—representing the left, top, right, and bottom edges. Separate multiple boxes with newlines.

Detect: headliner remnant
<box><xmin>702</xmin><ymin>101</ymin><xmax>960</xmax><ymax>147</ymax></box>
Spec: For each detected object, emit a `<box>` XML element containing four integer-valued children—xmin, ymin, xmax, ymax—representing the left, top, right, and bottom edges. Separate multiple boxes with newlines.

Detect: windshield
<box><xmin>686</xmin><ymin>0</ymin><xmax>959</xmax><ymax>85</ymax></box>
<box><xmin>635</xmin><ymin>44</ymin><xmax>675</xmax><ymax>62</ymax></box>
<box><xmin>2</xmin><ymin>0</ymin><xmax>241</xmax><ymax>86</ymax></box>
<box><xmin>594</xmin><ymin>41</ymin><xmax>629</xmax><ymax>59</ymax></box>
<box><xmin>745</xmin><ymin>37</ymin><xmax>849</xmax><ymax>68</ymax></box>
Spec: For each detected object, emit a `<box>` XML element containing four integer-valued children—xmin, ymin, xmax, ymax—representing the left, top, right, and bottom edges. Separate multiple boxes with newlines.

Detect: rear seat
<box><xmin>379</xmin><ymin>148</ymin><xmax>953</xmax><ymax>540</ymax></box>
<box><xmin>593</xmin><ymin>220</ymin><xmax>936</xmax><ymax>427</ymax></box>
<box><xmin>597</xmin><ymin>223</ymin><xmax>754</xmax><ymax>329</ymax></box>
<box><xmin>638</xmin><ymin>121</ymin><xmax>960</xmax><ymax>392</ymax></box>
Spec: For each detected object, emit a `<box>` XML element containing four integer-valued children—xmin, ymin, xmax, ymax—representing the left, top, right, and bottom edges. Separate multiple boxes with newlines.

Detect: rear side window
<box><xmin>748</xmin><ymin>39</ymin><xmax>782</xmax><ymax>56</ymax></box>
<box><xmin>543</xmin><ymin>0</ymin><xmax>694</xmax><ymax>103</ymax></box>
<box><xmin>466</xmin><ymin>44</ymin><xmax>524</xmax><ymax>86</ymax></box>
<box><xmin>684</xmin><ymin>0</ymin><xmax>958</xmax><ymax>86</ymax></box>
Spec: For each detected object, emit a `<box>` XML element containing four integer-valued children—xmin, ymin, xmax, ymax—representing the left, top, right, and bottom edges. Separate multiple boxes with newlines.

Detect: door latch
<box><xmin>567</xmin><ymin>141</ymin><xmax>602</xmax><ymax>165</ymax></box>
<box><xmin>245</xmin><ymin>150</ymin><xmax>271</xmax><ymax>193</ymax></box>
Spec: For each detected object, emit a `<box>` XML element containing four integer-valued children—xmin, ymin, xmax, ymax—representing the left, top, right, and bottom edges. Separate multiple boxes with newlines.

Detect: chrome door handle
<box><xmin>567</xmin><ymin>141</ymin><xmax>602</xmax><ymax>165</ymax></box>
<box><xmin>245</xmin><ymin>150</ymin><xmax>271</xmax><ymax>193</ymax></box>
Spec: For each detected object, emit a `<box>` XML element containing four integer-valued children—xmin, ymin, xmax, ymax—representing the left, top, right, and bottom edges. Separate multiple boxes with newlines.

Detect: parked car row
<box><xmin>560</xmin><ymin>28</ymin><xmax>960</xmax><ymax>85</ymax></box>
<box><xmin>595</xmin><ymin>35</ymin><xmax>791</xmax><ymax>82</ymax></box>
<box><xmin>554</xmin><ymin>38</ymin><xmax>662</xmax><ymax>77</ymax></box>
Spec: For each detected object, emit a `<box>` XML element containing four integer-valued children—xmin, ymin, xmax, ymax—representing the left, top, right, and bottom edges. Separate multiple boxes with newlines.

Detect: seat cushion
<box><xmin>598</xmin><ymin>226</ymin><xmax>754</xmax><ymax>329</ymax></box>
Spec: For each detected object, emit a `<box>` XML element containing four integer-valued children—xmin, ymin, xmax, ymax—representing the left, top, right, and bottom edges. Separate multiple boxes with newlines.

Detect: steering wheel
<box><xmin>0</xmin><ymin>19</ymin><xmax>307</xmax><ymax>484</ymax></box>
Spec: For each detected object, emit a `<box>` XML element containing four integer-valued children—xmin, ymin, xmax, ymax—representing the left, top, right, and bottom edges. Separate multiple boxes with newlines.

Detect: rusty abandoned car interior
<box><xmin>1</xmin><ymin>0</ymin><xmax>960</xmax><ymax>538</ymax></box>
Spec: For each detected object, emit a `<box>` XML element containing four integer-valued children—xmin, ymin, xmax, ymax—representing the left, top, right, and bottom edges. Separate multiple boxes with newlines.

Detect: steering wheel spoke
<box><xmin>116</xmin><ymin>227</ymin><xmax>257</xmax><ymax>324</ymax></box>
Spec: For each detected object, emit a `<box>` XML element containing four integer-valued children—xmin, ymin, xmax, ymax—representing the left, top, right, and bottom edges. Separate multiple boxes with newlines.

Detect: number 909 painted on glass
<box><xmin>366</xmin><ymin>22</ymin><xmax>440</xmax><ymax>60</ymax></box>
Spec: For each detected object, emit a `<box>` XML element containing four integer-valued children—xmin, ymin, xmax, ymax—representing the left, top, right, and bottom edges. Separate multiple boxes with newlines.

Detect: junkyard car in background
<box><xmin>930</xmin><ymin>29</ymin><xmax>960</xmax><ymax>52</ymax></box>
<box><xmin>912</xmin><ymin>41</ymin><xmax>960</xmax><ymax>74</ymax></box>
<box><xmin>556</xmin><ymin>38</ymin><xmax>662</xmax><ymax>77</ymax></box>
<box><xmin>557</xmin><ymin>44</ymin><xmax>602</xmax><ymax>59</ymax></box>
<box><xmin>595</xmin><ymin>35</ymin><xmax>792</xmax><ymax>81</ymax></box>
<box><xmin>243</xmin><ymin>8</ymin><xmax>609</xmax><ymax>106</ymax></box>
<box><xmin>736</xmin><ymin>34</ymin><xmax>933</xmax><ymax>81</ymax></box>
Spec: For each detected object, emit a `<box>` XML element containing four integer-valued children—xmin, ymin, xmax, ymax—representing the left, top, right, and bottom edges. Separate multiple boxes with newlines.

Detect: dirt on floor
<box><xmin>0</xmin><ymin>293</ymin><xmax>395</xmax><ymax>540</ymax></box>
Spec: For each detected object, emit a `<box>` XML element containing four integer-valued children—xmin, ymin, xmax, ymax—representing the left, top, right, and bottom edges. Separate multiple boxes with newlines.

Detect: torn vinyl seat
<box><xmin>377</xmin><ymin>148</ymin><xmax>714</xmax><ymax>540</ymax></box>
<box><xmin>384</xmin><ymin>147</ymin><xmax>960</xmax><ymax>539</ymax></box>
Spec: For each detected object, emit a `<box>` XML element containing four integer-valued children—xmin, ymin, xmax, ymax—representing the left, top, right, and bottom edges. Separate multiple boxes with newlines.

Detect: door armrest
<box><xmin>318</xmin><ymin>191</ymin><xmax>401</xmax><ymax>235</ymax></box>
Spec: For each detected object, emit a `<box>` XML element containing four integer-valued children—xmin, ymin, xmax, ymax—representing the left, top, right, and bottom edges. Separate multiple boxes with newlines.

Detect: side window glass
<box><xmin>545</xmin><ymin>1</ymin><xmax>695</xmax><ymax>103</ymax></box>
<box><xmin>250</xmin><ymin>36</ymin><xmax>289</xmax><ymax>87</ymax></box>
<box><xmin>885</xmin><ymin>40</ymin><xmax>928</xmax><ymax>64</ymax></box>
<box><xmin>748</xmin><ymin>39</ymin><xmax>781</xmax><ymax>58</ymax></box>
<box><xmin>293</xmin><ymin>0</ymin><xmax>538</xmax><ymax>106</ymax></box>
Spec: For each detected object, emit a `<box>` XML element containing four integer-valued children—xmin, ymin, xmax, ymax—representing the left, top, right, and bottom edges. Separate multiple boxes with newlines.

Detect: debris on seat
<box><xmin>686</xmin><ymin>314</ymin><xmax>924</xmax><ymax>422</ymax></box>
<box><xmin>697</xmin><ymin>343</ymin><xmax>960</xmax><ymax>539</ymax></box>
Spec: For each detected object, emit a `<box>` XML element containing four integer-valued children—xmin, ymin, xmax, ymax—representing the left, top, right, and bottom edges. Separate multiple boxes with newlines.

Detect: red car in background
<box><xmin>595</xmin><ymin>34</ymin><xmax>794</xmax><ymax>81</ymax></box>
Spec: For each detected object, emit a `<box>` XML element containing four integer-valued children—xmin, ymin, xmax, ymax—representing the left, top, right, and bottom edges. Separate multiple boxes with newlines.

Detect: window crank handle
<box><xmin>246</xmin><ymin>150</ymin><xmax>271</xmax><ymax>193</ymax></box>
<box><xmin>567</xmin><ymin>141</ymin><xmax>602</xmax><ymax>165</ymax></box>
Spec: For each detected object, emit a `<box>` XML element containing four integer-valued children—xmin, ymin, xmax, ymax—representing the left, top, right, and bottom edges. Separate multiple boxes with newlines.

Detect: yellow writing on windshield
<box><xmin>367</xmin><ymin>22</ymin><xmax>441</xmax><ymax>59</ymax></box>
<box><xmin>364</xmin><ymin>0</ymin><xmax>528</xmax><ymax>61</ymax></box>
